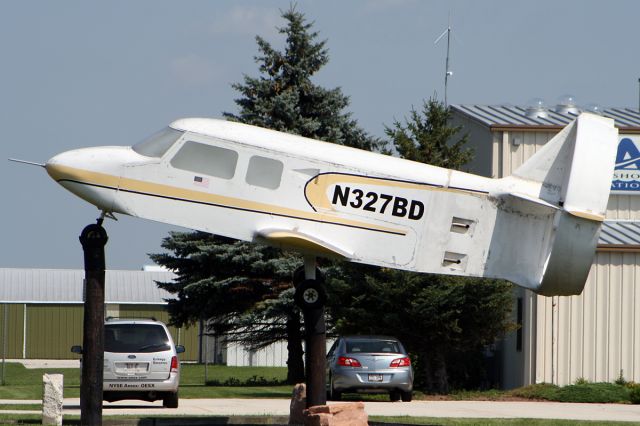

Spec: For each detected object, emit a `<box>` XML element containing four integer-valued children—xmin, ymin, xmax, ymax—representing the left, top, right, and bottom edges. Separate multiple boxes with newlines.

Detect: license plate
<box><xmin>116</xmin><ymin>362</ymin><xmax>148</xmax><ymax>374</ymax></box>
<box><xmin>368</xmin><ymin>374</ymin><xmax>383</xmax><ymax>382</ymax></box>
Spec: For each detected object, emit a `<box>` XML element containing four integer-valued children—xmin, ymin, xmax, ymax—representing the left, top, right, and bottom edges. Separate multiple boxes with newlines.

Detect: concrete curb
<box><xmin>1</xmin><ymin>398</ymin><xmax>640</xmax><ymax>422</ymax></box>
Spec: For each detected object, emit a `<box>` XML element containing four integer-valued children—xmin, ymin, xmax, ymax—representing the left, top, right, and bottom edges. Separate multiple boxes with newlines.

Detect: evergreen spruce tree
<box><xmin>224</xmin><ymin>6</ymin><xmax>379</xmax><ymax>151</ymax></box>
<box><xmin>385</xmin><ymin>97</ymin><xmax>472</xmax><ymax>168</ymax></box>
<box><xmin>152</xmin><ymin>6</ymin><xmax>377</xmax><ymax>384</ymax></box>
<box><xmin>149</xmin><ymin>232</ymin><xmax>306</xmax><ymax>383</ymax></box>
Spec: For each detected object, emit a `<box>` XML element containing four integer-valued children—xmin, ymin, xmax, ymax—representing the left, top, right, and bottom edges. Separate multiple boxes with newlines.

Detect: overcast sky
<box><xmin>1</xmin><ymin>0</ymin><xmax>638</xmax><ymax>270</ymax></box>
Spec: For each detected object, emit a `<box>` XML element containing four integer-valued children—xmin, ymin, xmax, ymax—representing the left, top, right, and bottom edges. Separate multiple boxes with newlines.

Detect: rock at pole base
<box><xmin>303</xmin><ymin>401</ymin><xmax>368</xmax><ymax>426</ymax></box>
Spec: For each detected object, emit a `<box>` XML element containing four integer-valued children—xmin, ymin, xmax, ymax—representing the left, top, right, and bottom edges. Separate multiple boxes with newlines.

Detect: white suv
<box><xmin>73</xmin><ymin>318</ymin><xmax>185</xmax><ymax>408</ymax></box>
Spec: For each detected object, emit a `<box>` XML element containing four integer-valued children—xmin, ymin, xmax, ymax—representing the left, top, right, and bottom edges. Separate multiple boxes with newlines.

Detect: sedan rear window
<box><xmin>132</xmin><ymin>127</ymin><xmax>183</xmax><ymax>158</ymax></box>
<box><xmin>346</xmin><ymin>340</ymin><xmax>401</xmax><ymax>354</ymax></box>
<box><xmin>105</xmin><ymin>324</ymin><xmax>171</xmax><ymax>353</ymax></box>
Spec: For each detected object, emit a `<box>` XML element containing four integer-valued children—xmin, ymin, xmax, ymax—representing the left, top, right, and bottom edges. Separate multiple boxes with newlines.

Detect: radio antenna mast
<box><xmin>434</xmin><ymin>16</ymin><xmax>453</xmax><ymax>107</ymax></box>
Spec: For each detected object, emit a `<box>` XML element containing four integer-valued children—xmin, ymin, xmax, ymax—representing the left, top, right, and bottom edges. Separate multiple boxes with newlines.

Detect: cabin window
<box><xmin>132</xmin><ymin>127</ymin><xmax>183</xmax><ymax>158</ymax></box>
<box><xmin>246</xmin><ymin>155</ymin><xmax>283</xmax><ymax>189</ymax></box>
<box><xmin>170</xmin><ymin>141</ymin><xmax>238</xmax><ymax>179</ymax></box>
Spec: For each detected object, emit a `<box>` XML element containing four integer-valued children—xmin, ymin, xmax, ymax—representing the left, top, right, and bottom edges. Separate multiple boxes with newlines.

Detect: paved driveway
<box><xmin>62</xmin><ymin>398</ymin><xmax>640</xmax><ymax>422</ymax></box>
<box><xmin>2</xmin><ymin>398</ymin><xmax>639</xmax><ymax>422</ymax></box>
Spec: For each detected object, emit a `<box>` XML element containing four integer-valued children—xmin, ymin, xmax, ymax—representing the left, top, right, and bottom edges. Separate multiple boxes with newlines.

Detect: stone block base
<box><xmin>42</xmin><ymin>373</ymin><xmax>64</xmax><ymax>426</ymax></box>
<box><xmin>304</xmin><ymin>402</ymin><xmax>368</xmax><ymax>426</ymax></box>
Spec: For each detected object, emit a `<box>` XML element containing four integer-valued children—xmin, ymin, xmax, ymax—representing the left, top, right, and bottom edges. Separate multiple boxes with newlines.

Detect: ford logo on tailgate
<box><xmin>128</xmin><ymin>355</ymin><xmax>136</xmax><ymax>359</ymax></box>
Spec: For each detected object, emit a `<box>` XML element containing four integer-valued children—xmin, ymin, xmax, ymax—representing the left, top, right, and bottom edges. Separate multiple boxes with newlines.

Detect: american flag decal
<box><xmin>193</xmin><ymin>176</ymin><xmax>210</xmax><ymax>188</ymax></box>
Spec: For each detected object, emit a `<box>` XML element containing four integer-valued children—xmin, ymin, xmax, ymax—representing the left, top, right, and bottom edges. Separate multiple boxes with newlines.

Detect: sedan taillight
<box><xmin>337</xmin><ymin>356</ymin><xmax>362</xmax><ymax>367</ymax></box>
<box><xmin>390</xmin><ymin>357</ymin><xmax>411</xmax><ymax>368</ymax></box>
<box><xmin>170</xmin><ymin>356</ymin><xmax>179</xmax><ymax>373</ymax></box>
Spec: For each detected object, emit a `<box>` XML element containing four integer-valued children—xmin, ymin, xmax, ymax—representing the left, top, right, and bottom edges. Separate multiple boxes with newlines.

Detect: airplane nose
<box><xmin>45</xmin><ymin>147</ymin><xmax>124</xmax><ymax>212</ymax></box>
<box><xmin>45</xmin><ymin>151</ymin><xmax>83</xmax><ymax>183</ymax></box>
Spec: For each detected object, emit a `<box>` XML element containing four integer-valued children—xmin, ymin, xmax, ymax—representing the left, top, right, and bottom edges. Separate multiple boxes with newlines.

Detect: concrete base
<box><xmin>304</xmin><ymin>402</ymin><xmax>368</xmax><ymax>426</ymax></box>
<box><xmin>42</xmin><ymin>373</ymin><xmax>63</xmax><ymax>425</ymax></box>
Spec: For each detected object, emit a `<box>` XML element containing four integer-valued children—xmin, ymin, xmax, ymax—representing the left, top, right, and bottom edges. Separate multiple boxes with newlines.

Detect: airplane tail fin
<box><xmin>502</xmin><ymin>113</ymin><xmax>618</xmax><ymax>295</ymax></box>
<box><xmin>512</xmin><ymin>113</ymin><xmax>617</xmax><ymax>219</ymax></box>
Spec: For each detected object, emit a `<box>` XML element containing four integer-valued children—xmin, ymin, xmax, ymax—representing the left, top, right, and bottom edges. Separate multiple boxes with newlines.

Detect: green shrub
<box><xmin>205</xmin><ymin>375</ymin><xmax>286</xmax><ymax>387</ymax></box>
<box><xmin>629</xmin><ymin>384</ymin><xmax>640</xmax><ymax>404</ymax></box>
<box><xmin>614</xmin><ymin>370</ymin><xmax>628</xmax><ymax>386</ymax></box>
<box><xmin>510</xmin><ymin>383</ymin><xmax>560</xmax><ymax>400</ymax></box>
<box><xmin>449</xmin><ymin>389</ymin><xmax>506</xmax><ymax>400</ymax></box>
<box><xmin>555</xmin><ymin>382</ymin><xmax>630</xmax><ymax>403</ymax></box>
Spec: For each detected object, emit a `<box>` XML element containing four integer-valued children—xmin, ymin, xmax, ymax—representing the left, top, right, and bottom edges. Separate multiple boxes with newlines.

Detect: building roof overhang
<box><xmin>452</xmin><ymin>104</ymin><xmax>640</xmax><ymax>133</ymax></box>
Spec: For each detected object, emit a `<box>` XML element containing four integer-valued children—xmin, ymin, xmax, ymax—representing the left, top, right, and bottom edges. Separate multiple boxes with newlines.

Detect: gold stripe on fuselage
<box><xmin>46</xmin><ymin>164</ymin><xmax>408</xmax><ymax>236</ymax></box>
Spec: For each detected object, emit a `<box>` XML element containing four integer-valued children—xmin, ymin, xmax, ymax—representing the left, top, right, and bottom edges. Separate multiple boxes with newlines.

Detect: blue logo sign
<box><xmin>612</xmin><ymin>137</ymin><xmax>640</xmax><ymax>193</ymax></box>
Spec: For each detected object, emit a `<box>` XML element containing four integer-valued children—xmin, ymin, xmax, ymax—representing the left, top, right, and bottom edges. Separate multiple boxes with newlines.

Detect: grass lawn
<box><xmin>0</xmin><ymin>362</ymin><xmax>293</xmax><ymax>400</ymax></box>
<box><xmin>0</xmin><ymin>362</ymin><xmax>637</xmax><ymax>405</ymax></box>
<box><xmin>0</xmin><ymin>404</ymin><xmax>41</xmax><ymax>410</ymax></box>
<box><xmin>0</xmin><ymin>363</ymin><xmax>80</xmax><ymax>399</ymax></box>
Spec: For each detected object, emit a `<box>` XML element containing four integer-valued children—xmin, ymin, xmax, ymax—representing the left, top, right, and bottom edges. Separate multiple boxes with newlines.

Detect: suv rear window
<box><xmin>105</xmin><ymin>324</ymin><xmax>171</xmax><ymax>353</ymax></box>
<box><xmin>346</xmin><ymin>339</ymin><xmax>401</xmax><ymax>354</ymax></box>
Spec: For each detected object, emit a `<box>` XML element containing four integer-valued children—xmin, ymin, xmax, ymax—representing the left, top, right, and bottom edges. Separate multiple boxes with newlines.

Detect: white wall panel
<box><xmin>226</xmin><ymin>341</ymin><xmax>287</xmax><ymax>367</ymax></box>
<box><xmin>536</xmin><ymin>252</ymin><xmax>640</xmax><ymax>386</ymax></box>
<box><xmin>607</xmin><ymin>195</ymin><xmax>640</xmax><ymax>220</ymax></box>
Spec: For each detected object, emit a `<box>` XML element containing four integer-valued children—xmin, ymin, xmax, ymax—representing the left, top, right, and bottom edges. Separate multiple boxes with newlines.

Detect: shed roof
<box><xmin>452</xmin><ymin>105</ymin><xmax>640</xmax><ymax>131</ymax></box>
<box><xmin>0</xmin><ymin>268</ymin><xmax>176</xmax><ymax>304</ymax></box>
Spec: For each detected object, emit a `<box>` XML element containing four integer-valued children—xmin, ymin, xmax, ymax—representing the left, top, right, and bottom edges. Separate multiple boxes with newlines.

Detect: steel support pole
<box><xmin>302</xmin><ymin>256</ymin><xmax>326</xmax><ymax>408</ymax></box>
<box><xmin>79</xmin><ymin>221</ymin><xmax>108</xmax><ymax>426</ymax></box>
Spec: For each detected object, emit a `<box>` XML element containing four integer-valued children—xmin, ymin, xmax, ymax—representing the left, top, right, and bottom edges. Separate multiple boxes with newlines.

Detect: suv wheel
<box><xmin>163</xmin><ymin>391</ymin><xmax>179</xmax><ymax>408</ymax></box>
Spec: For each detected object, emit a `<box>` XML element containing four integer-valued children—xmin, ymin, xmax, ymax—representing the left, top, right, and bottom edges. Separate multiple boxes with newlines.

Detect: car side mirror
<box><xmin>70</xmin><ymin>345</ymin><xmax>83</xmax><ymax>354</ymax></box>
<box><xmin>175</xmin><ymin>345</ymin><xmax>185</xmax><ymax>354</ymax></box>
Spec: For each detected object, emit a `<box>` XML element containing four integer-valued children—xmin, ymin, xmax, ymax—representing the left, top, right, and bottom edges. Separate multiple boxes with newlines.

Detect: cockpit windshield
<box><xmin>132</xmin><ymin>127</ymin><xmax>184</xmax><ymax>158</ymax></box>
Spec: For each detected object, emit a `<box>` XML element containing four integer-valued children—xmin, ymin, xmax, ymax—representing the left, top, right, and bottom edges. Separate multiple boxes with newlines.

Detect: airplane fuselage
<box><xmin>45</xmin><ymin>116</ymin><xmax>617</xmax><ymax>295</ymax></box>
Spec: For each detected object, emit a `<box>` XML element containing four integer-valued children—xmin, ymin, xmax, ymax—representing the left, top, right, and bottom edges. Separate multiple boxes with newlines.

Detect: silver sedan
<box><xmin>326</xmin><ymin>336</ymin><xmax>413</xmax><ymax>402</ymax></box>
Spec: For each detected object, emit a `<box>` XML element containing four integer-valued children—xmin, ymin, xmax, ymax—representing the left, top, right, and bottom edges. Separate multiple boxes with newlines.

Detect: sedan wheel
<box><xmin>329</xmin><ymin>375</ymin><xmax>342</xmax><ymax>401</ymax></box>
<box><xmin>401</xmin><ymin>391</ymin><xmax>413</xmax><ymax>402</ymax></box>
<box><xmin>389</xmin><ymin>390</ymin><xmax>401</xmax><ymax>402</ymax></box>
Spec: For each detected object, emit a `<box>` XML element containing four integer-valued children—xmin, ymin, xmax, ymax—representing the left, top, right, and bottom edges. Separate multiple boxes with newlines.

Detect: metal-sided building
<box><xmin>0</xmin><ymin>268</ymin><xmax>201</xmax><ymax>362</ymax></box>
<box><xmin>450</xmin><ymin>103</ymin><xmax>640</xmax><ymax>388</ymax></box>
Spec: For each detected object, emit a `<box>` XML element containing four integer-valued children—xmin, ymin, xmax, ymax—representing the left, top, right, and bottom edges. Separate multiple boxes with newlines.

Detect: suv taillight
<box><xmin>337</xmin><ymin>356</ymin><xmax>362</xmax><ymax>367</ymax></box>
<box><xmin>390</xmin><ymin>357</ymin><xmax>411</xmax><ymax>368</ymax></box>
<box><xmin>170</xmin><ymin>356</ymin><xmax>179</xmax><ymax>373</ymax></box>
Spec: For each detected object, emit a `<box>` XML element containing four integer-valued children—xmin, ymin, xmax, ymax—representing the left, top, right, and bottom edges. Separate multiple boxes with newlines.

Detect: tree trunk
<box><xmin>420</xmin><ymin>350</ymin><xmax>435</xmax><ymax>392</ymax></box>
<box><xmin>433</xmin><ymin>349</ymin><xmax>450</xmax><ymax>394</ymax></box>
<box><xmin>420</xmin><ymin>348</ymin><xmax>449</xmax><ymax>394</ymax></box>
<box><xmin>286</xmin><ymin>312</ymin><xmax>305</xmax><ymax>384</ymax></box>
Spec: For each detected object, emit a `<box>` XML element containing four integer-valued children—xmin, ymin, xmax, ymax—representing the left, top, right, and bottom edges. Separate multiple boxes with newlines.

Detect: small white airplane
<box><xmin>39</xmin><ymin>113</ymin><xmax>616</xmax><ymax>296</ymax></box>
